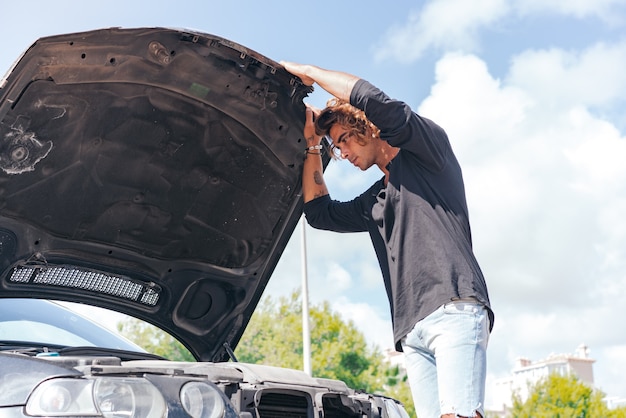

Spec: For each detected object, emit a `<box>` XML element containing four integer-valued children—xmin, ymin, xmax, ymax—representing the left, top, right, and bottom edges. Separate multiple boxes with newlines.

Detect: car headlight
<box><xmin>25</xmin><ymin>377</ymin><xmax>166</xmax><ymax>418</ymax></box>
<box><xmin>180</xmin><ymin>382</ymin><xmax>225</xmax><ymax>418</ymax></box>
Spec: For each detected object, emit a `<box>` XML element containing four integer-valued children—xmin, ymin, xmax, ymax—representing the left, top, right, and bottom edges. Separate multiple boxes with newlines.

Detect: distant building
<box><xmin>605</xmin><ymin>397</ymin><xmax>626</xmax><ymax>410</ymax></box>
<box><xmin>489</xmin><ymin>344</ymin><xmax>595</xmax><ymax>416</ymax></box>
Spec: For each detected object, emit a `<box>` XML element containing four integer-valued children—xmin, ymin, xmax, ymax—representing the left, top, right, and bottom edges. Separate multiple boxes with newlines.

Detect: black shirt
<box><xmin>304</xmin><ymin>79</ymin><xmax>493</xmax><ymax>350</ymax></box>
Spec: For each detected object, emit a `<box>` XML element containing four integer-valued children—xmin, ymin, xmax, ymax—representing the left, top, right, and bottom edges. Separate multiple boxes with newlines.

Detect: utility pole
<box><xmin>300</xmin><ymin>215</ymin><xmax>312</xmax><ymax>376</ymax></box>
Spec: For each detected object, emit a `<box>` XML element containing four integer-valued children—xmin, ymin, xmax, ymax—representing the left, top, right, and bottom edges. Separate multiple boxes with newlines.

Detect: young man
<box><xmin>281</xmin><ymin>61</ymin><xmax>494</xmax><ymax>418</ymax></box>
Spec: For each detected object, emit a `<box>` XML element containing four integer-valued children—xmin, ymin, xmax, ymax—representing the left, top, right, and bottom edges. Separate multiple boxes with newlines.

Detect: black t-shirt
<box><xmin>304</xmin><ymin>79</ymin><xmax>493</xmax><ymax>351</ymax></box>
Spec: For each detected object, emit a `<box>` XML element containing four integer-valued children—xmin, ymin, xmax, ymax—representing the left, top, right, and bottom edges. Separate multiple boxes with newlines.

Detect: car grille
<box><xmin>256</xmin><ymin>392</ymin><xmax>310</xmax><ymax>418</ymax></box>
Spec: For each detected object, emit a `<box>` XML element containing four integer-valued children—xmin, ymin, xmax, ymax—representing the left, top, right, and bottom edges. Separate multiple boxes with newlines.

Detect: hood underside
<box><xmin>0</xmin><ymin>27</ymin><xmax>319</xmax><ymax>361</ymax></box>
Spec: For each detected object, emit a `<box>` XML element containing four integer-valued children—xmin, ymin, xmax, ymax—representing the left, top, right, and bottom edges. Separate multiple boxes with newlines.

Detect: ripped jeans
<box><xmin>401</xmin><ymin>300</ymin><xmax>490</xmax><ymax>418</ymax></box>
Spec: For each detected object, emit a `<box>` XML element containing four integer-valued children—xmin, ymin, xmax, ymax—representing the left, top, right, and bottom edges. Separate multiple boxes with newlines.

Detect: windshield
<box><xmin>0</xmin><ymin>298</ymin><xmax>145</xmax><ymax>352</ymax></box>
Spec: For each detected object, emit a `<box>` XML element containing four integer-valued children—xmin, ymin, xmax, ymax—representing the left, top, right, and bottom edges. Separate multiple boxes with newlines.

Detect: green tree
<box><xmin>117</xmin><ymin>317</ymin><xmax>194</xmax><ymax>361</ymax></box>
<box><xmin>236</xmin><ymin>290</ymin><xmax>382</xmax><ymax>390</ymax></box>
<box><xmin>510</xmin><ymin>373</ymin><xmax>626</xmax><ymax>418</ymax></box>
<box><xmin>236</xmin><ymin>290</ymin><xmax>415</xmax><ymax>417</ymax></box>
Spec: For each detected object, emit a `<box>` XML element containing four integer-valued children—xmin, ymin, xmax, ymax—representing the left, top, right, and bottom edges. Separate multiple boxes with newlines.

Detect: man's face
<box><xmin>329</xmin><ymin>124</ymin><xmax>377</xmax><ymax>171</ymax></box>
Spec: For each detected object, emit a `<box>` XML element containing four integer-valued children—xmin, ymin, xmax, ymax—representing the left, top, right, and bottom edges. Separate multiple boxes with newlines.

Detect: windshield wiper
<box><xmin>0</xmin><ymin>341</ymin><xmax>165</xmax><ymax>361</ymax></box>
<box><xmin>59</xmin><ymin>346</ymin><xmax>166</xmax><ymax>361</ymax></box>
<box><xmin>0</xmin><ymin>340</ymin><xmax>67</xmax><ymax>355</ymax></box>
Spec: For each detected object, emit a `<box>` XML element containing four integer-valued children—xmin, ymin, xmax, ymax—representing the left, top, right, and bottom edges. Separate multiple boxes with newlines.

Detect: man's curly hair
<box><xmin>315</xmin><ymin>98</ymin><xmax>380</xmax><ymax>159</ymax></box>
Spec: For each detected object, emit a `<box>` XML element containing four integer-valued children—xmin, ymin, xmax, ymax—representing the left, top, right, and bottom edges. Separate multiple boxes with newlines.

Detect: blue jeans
<box><xmin>401</xmin><ymin>300</ymin><xmax>490</xmax><ymax>418</ymax></box>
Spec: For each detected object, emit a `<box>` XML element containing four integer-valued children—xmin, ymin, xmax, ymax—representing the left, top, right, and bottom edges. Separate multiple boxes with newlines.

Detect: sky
<box><xmin>2</xmin><ymin>0</ymin><xmax>625</xmax><ymax>409</ymax></box>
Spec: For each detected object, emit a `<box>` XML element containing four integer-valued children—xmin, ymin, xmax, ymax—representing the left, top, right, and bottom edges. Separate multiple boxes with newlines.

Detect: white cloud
<box><xmin>325</xmin><ymin>262</ymin><xmax>353</xmax><ymax>292</ymax></box>
<box><xmin>324</xmin><ymin>157</ymin><xmax>383</xmax><ymax>200</ymax></box>
<box><xmin>515</xmin><ymin>0</ymin><xmax>626</xmax><ymax>23</ymax></box>
<box><xmin>268</xmin><ymin>222</ymin><xmax>385</xmax><ymax>304</ymax></box>
<box><xmin>597</xmin><ymin>345</ymin><xmax>626</xmax><ymax>396</ymax></box>
<box><xmin>372</xmin><ymin>0</ymin><xmax>626</xmax><ymax>64</ymax></box>
<box><xmin>564</xmin><ymin>107</ymin><xmax>626</xmax><ymax>192</ymax></box>
<box><xmin>372</xmin><ymin>0</ymin><xmax>509</xmax><ymax>63</ymax></box>
<box><xmin>419</xmin><ymin>52</ymin><xmax>532</xmax><ymax>163</ymax></box>
<box><xmin>507</xmin><ymin>42</ymin><xmax>626</xmax><ymax>110</ymax></box>
<box><xmin>331</xmin><ymin>297</ymin><xmax>395</xmax><ymax>351</ymax></box>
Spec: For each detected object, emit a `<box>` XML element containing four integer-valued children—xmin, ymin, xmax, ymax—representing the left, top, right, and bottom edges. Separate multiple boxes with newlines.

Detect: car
<box><xmin>0</xmin><ymin>27</ymin><xmax>411</xmax><ymax>418</ymax></box>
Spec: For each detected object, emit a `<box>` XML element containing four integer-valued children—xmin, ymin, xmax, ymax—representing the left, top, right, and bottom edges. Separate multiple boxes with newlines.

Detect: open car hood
<box><xmin>0</xmin><ymin>27</ymin><xmax>321</xmax><ymax>361</ymax></box>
